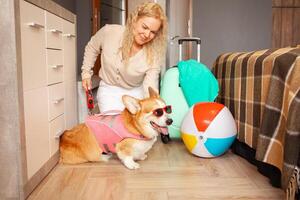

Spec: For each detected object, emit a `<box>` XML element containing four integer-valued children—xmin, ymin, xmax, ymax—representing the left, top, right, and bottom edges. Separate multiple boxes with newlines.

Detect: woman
<box><xmin>81</xmin><ymin>2</ymin><xmax>168</xmax><ymax>112</ymax></box>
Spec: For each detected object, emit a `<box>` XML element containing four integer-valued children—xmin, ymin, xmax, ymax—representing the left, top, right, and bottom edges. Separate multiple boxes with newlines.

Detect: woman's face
<box><xmin>132</xmin><ymin>16</ymin><xmax>161</xmax><ymax>46</ymax></box>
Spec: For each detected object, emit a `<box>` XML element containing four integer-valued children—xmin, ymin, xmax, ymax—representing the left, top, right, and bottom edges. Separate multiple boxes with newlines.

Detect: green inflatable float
<box><xmin>160</xmin><ymin>59</ymin><xmax>219</xmax><ymax>139</ymax></box>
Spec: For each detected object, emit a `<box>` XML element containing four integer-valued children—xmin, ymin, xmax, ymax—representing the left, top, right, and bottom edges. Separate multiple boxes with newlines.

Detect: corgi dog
<box><xmin>59</xmin><ymin>87</ymin><xmax>173</xmax><ymax>169</ymax></box>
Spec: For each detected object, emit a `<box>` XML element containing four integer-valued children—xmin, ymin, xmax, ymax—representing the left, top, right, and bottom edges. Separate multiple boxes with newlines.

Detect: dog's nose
<box><xmin>166</xmin><ymin>118</ymin><xmax>173</xmax><ymax>126</ymax></box>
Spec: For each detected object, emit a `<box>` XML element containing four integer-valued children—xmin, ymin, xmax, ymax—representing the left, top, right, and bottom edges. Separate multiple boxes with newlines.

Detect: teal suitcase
<box><xmin>160</xmin><ymin>37</ymin><xmax>201</xmax><ymax>142</ymax></box>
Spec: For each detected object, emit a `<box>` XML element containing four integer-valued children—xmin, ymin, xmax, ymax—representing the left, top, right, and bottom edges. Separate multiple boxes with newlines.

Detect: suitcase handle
<box><xmin>178</xmin><ymin>37</ymin><xmax>201</xmax><ymax>62</ymax></box>
<box><xmin>178</xmin><ymin>37</ymin><xmax>201</xmax><ymax>44</ymax></box>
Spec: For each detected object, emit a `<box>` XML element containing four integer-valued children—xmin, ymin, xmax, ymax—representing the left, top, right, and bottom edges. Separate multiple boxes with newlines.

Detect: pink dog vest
<box><xmin>85</xmin><ymin>111</ymin><xmax>146</xmax><ymax>153</ymax></box>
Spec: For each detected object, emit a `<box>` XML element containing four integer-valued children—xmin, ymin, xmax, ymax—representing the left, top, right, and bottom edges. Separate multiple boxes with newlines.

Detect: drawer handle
<box><xmin>49</xmin><ymin>29</ymin><xmax>62</xmax><ymax>34</ymax></box>
<box><xmin>63</xmin><ymin>33</ymin><xmax>76</xmax><ymax>38</ymax></box>
<box><xmin>27</xmin><ymin>22</ymin><xmax>44</xmax><ymax>29</ymax></box>
<box><xmin>51</xmin><ymin>64</ymin><xmax>63</xmax><ymax>69</ymax></box>
<box><xmin>54</xmin><ymin>130</ymin><xmax>65</xmax><ymax>139</ymax></box>
<box><xmin>53</xmin><ymin>98</ymin><xmax>64</xmax><ymax>104</ymax></box>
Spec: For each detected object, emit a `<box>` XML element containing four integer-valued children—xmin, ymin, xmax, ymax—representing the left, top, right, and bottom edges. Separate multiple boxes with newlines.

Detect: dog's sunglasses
<box><xmin>153</xmin><ymin>105</ymin><xmax>172</xmax><ymax>117</ymax></box>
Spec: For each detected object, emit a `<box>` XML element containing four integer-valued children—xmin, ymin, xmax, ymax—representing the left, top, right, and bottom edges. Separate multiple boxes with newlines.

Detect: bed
<box><xmin>212</xmin><ymin>46</ymin><xmax>300</xmax><ymax>198</ymax></box>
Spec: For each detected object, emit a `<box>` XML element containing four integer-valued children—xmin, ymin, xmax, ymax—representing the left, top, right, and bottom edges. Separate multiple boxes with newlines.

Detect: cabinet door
<box><xmin>23</xmin><ymin>88</ymin><xmax>49</xmax><ymax>179</ymax></box>
<box><xmin>63</xmin><ymin>20</ymin><xmax>78</xmax><ymax>129</ymax></box>
<box><xmin>20</xmin><ymin>0</ymin><xmax>46</xmax><ymax>91</ymax></box>
<box><xmin>64</xmin><ymin>80</ymin><xmax>78</xmax><ymax>129</ymax></box>
<box><xmin>62</xmin><ymin>20</ymin><xmax>76</xmax><ymax>82</ymax></box>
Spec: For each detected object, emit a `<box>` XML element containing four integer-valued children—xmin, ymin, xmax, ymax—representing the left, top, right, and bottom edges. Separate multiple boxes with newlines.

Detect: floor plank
<box><xmin>27</xmin><ymin>140</ymin><xmax>285</xmax><ymax>200</ymax></box>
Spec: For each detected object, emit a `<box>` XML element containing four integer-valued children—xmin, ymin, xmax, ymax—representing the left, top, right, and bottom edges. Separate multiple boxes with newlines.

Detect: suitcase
<box><xmin>160</xmin><ymin>37</ymin><xmax>201</xmax><ymax>143</ymax></box>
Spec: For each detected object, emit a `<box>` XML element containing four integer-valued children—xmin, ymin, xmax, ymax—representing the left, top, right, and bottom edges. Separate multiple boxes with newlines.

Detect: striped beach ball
<box><xmin>181</xmin><ymin>102</ymin><xmax>237</xmax><ymax>158</ymax></box>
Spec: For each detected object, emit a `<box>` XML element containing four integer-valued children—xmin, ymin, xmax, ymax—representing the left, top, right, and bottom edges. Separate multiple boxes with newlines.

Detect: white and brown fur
<box><xmin>59</xmin><ymin>87</ymin><xmax>171</xmax><ymax>169</ymax></box>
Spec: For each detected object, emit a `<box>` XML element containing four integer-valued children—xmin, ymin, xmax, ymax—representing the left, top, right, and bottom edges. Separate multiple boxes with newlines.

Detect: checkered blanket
<box><xmin>212</xmin><ymin>47</ymin><xmax>300</xmax><ymax>191</ymax></box>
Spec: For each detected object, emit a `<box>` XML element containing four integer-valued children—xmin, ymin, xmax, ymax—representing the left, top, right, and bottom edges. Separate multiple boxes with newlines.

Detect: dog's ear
<box><xmin>148</xmin><ymin>87</ymin><xmax>159</xmax><ymax>98</ymax></box>
<box><xmin>122</xmin><ymin>95</ymin><xmax>141</xmax><ymax>114</ymax></box>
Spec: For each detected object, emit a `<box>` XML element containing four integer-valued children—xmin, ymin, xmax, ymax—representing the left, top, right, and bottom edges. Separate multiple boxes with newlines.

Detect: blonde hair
<box><xmin>121</xmin><ymin>2</ymin><xmax>168</xmax><ymax>67</ymax></box>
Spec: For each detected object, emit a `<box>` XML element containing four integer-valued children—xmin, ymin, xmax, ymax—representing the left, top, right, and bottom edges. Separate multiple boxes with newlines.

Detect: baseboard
<box><xmin>23</xmin><ymin>151</ymin><xmax>59</xmax><ymax>198</ymax></box>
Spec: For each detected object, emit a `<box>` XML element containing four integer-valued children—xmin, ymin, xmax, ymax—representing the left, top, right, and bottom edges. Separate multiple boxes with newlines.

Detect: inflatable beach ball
<box><xmin>181</xmin><ymin>102</ymin><xmax>237</xmax><ymax>158</ymax></box>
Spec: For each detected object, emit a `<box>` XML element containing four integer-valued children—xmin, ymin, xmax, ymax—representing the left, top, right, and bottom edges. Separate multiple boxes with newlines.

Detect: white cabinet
<box><xmin>19</xmin><ymin>0</ymin><xmax>77</xmax><ymax>181</ymax></box>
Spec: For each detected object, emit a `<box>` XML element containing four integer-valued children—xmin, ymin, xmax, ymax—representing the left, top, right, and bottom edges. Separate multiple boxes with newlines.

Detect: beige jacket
<box><xmin>81</xmin><ymin>24</ymin><xmax>161</xmax><ymax>96</ymax></box>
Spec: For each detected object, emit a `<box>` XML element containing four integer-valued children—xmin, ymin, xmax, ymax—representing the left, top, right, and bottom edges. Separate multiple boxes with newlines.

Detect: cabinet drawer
<box><xmin>63</xmin><ymin>20</ymin><xmax>75</xmax><ymax>36</ymax></box>
<box><xmin>49</xmin><ymin>114</ymin><xmax>65</xmax><ymax>156</ymax></box>
<box><xmin>46</xmin><ymin>49</ymin><xmax>63</xmax><ymax>85</ymax></box>
<box><xmin>20</xmin><ymin>0</ymin><xmax>46</xmax><ymax>91</ymax></box>
<box><xmin>45</xmin><ymin>12</ymin><xmax>63</xmax><ymax>49</ymax></box>
<box><xmin>48</xmin><ymin>83</ymin><xmax>64</xmax><ymax>121</ymax></box>
<box><xmin>23</xmin><ymin>87</ymin><xmax>49</xmax><ymax>179</ymax></box>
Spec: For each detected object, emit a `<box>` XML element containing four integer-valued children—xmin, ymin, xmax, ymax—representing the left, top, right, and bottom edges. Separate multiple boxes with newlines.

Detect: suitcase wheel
<box><xmin>161</xmin><ymin>133</ymin><xmax>171</xmax><ymax>144</ymax></box>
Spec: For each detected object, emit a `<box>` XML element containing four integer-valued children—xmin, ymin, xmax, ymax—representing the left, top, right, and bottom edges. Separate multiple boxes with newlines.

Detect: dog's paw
<box><xmin>129</xmin><ymin>162</ymin><xmax>140</xmax><ymax>170</ymax></box>
<box><xmin>138</xmin><ymin>154</ymin><xmax>147</xmax><ymax>161</ymax></box>
<box><xmin>101</xmin><ymin>153</ymin><xmax>112</xmax><ymax>162</ymax></box>
<box><xmin>124</xmin><ymin>160</ymin><xmax>140</xmax><ymax>170</ymax></box>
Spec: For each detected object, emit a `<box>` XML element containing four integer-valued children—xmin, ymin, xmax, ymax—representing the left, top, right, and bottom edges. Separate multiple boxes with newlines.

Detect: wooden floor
<box><xmin>28</xmin><ymin>140</ymin><xmax>284</xmax><ymax>200</ymax></box>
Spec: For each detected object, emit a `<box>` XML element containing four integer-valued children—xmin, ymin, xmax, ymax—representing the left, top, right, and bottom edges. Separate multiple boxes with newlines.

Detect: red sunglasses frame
<box><xmin>153</xmin><ymin>105</ymin><xmax>172</xmax><ymax>117</ymax></box>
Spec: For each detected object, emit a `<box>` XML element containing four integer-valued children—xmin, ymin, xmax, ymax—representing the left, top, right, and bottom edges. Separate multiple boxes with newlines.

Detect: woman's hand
<box><xmin>82</xmin><ymin>78</ymin><xmax>92</xmax><ymax>91</ymax></box>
